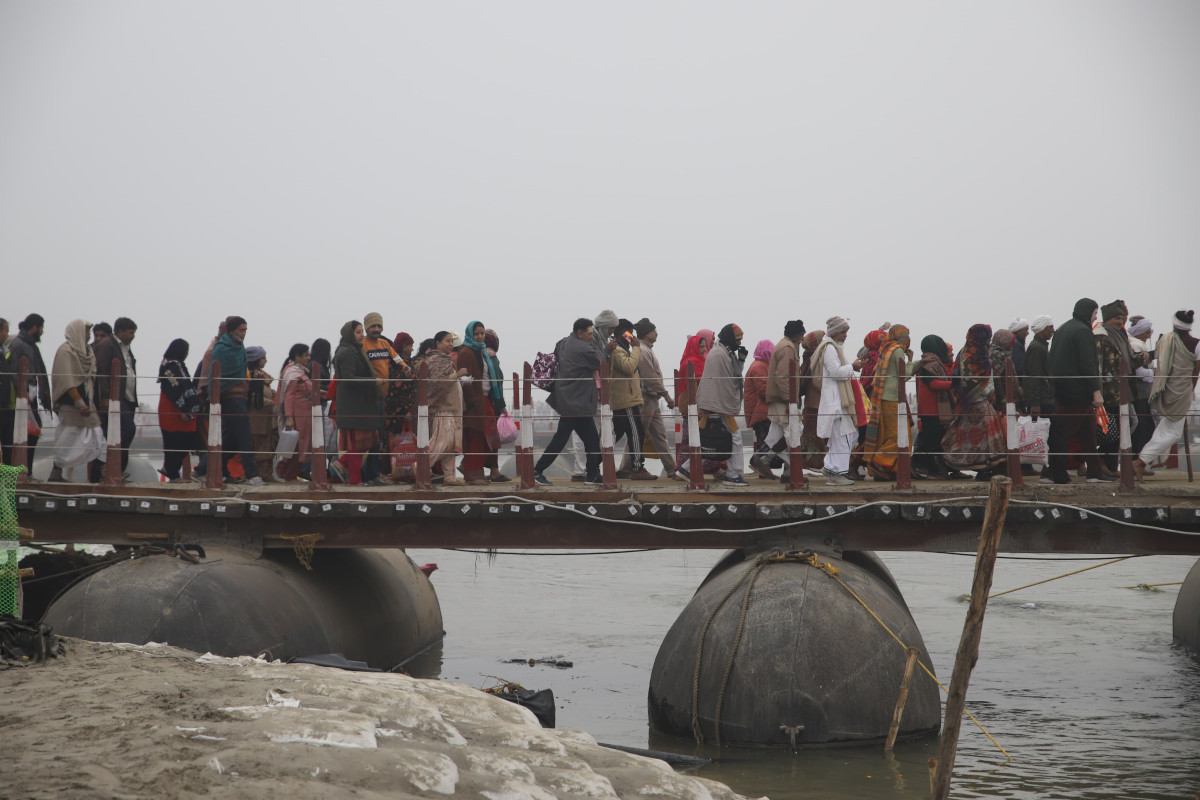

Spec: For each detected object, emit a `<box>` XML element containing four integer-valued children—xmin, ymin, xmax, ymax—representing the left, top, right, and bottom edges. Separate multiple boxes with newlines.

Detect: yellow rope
<box><xmin>805</xmin><ymin>552</ymin><xmax>1012</xmax><ymax>761</ymax></box>
<box><xmin>989</xmin><ymin>556</ymin><xmax>1137</xmax><ymax>599</ymax></box>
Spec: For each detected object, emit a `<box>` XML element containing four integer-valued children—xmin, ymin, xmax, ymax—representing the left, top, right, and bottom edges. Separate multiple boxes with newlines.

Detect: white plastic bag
<box><xmin>54</xmin><ymin>425</ymin><xmax>107</xmax><ymax>468</ymax></box>
<box><xmin>1015</xmin><ymin>416</ymin><xmax>1050</xmax><ymax>466</ymax></box>
<box><xmin>275</xmin><ymin>429</ymin><xmax>299</xmax><ymax>458</ymax></box>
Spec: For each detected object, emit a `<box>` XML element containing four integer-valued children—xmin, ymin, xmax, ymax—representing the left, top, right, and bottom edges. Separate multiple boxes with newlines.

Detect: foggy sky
<box><xmin>2</xmin><ymin>0</ymin><xmax>1198</xmax><ymax>381</ymax></box>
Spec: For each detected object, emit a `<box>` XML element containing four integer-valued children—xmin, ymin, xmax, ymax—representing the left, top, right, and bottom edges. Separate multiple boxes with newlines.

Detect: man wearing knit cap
<box><xmin>1135</xmin><ymin>309</ymin><xmax>1200</xmax><ymax>478</ymax></box>
<box><xmin>361</xmin><ymin>312</ymin><xmax>410</xmax><ymax>485</ymax></box>
<box><xmin>619</xmin><ymin>318</ymin><xmax>678</xmax><ymax>479</ymax></box>
<box><xmin>749</xmin><ymin>319</ymin><xmax>806</xmax><ymax>480</ymax></box>
<box><xmin>1022</xmin><ymin>316</ymin><xmax>1055</xmax><ymax>423</ymax></box>
<box><xmin>1047</xmin><ymin>298</ymin><xmax>1111</xmax><ymax>484</ymax></box>
<box><xmin>570</xmin><ymin>309</ymin><xmax>620</xmax><ymax>480</ymax></box>
<box><xmin>1008</xmin><ymin>318</ymin><xmax>1031</xmax><ymax>375</ymax></box>
<box><xmin>811</xmin><ymin>316</ymin><xmax>863</xmax><ymax>486</ymax></box>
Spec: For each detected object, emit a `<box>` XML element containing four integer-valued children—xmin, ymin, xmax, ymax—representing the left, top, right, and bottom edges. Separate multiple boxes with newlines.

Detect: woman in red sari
<box><xmin>674</xmin><ymin>330</ymin><xmax>714</xmax><ymax>473</ymax></box>
<box><xmin>941</xmin><ymin>324</ymin><xmax>1008</xmax><ymax>479</ymax></box>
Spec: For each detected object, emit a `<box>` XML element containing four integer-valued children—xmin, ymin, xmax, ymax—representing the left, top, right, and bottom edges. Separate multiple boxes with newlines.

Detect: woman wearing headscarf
<box><xmin>862</xmin><ymin>324</ymin><xmax>913</xmax><ymax>481</ymax></box>
<box><xmin>426</xmin><ymin>330</ymin><xmax>469</xmax><ymax>485</ymax></box>
<box><xmin>158</xmin><ymin>339</ymin><xmax>204</xmax><ymax>482</ymax></box>
<box><xmin>858</xmin><ymin>330</ymin><xmax>888</xmax><ymax>396</ymax></box>
<box><xmin>47</xmin><ymin>319</ymin><xmax>100</xmax><ymax>482</ymax></box>
<box><xmin>941</xmin><ymin>324</ymin><xmax>1008</xmax><ymax>478</ymax></box>
<box><xmin>332</xmin><ymin>321</ymin><xmax>379</xmax><ymax>486</ymax></box>
<box><xmin>245</xmin><ymin>346</ymin><xmax>277</xmax><ymax>480</ymax></box>
<box><xmin>275</xmin><ymin>343</ymin><xmax>313</xmax><ymax>482</ymax></box>
<box><xmin>684</xmin><ymin>323</ymin><xmax>749</xmax><ymax>486</ymax></box>
<box><xmin>744</xmin><ymin>339</ymin><xmax>774</xmax><ymax>457</ymax></box>
<box><xmin>674</xmin><ymin>331</ymin><xmax>711</xmax><ymax>473</ymax></box>
<box><xmin>988</xmin><ymin>328</ymin><xmax>1017</xmax><ymax>413</ymax></box>
<box><xmin>458</xmin><ymin>320</ymin><xmax>507</xmax><ymax>485</ymax></box>
<box><xmin>913</xmin><ymin>334</ymin><xmax>955</xmax><ymax>478</ymax></box>
<box><xmin>385</xmin><ymin>332</ymin><xmax>417</xmax><ymax>435</ymax></box>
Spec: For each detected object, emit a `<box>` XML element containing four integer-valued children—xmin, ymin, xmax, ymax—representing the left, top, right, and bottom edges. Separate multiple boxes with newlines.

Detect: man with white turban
<box><xmin>811</xmin><ymin>316</ymin><xmax>863</xmax><ymax>485</ymax></box>
<box><xmin>1023</xmin><ymin>316</ymin><xmax>1056</xmax><ymax>432</ymax></box>
<box><xmin>1135</xmin><ymin>310</ymin><xmax>1200</xmax><ymax>478</ymax></box>
<box><xmin>1127</xmin><ymin>316</ymin><xmax>1157</xmax><ymax>454</ymax></box>
<box><xmin>1008</xmin><ymin>318</ymin><xmax>1031</xmax><ymax>374</ymax></box>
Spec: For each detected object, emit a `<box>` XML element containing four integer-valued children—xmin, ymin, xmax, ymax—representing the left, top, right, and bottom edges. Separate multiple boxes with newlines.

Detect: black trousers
<box><xmin>913</xmin><ymin>415</ymin><xmax>947</xmax><ymax>473</ymax></box>
<box><xmin>1048</xmin><ymin>401</ymin><xmax>1101</xmax><ymax>481</ymax></box>
<box><xmin>536</xmin><ymin>415</ymin><xmax>600</xmax><ymax>478</ymax></box>
<box><xmin>1131</xmin><ymin>396</ymin><xmax>1156</xmax><ymax>455</ymax></box>
<box><xmin>90</xmin><ymin>399</ymin><xmax>137</xmax><ymax>481</ymax></box>
<box><xmin>161</xmin><ymin>429</ymin><xmax>203</xmax><ymax>479</ymax></box>
<box><xmin>612</xmin><ymin>406</ymin><xmax>645</xmax><ymax>472</ymax></box>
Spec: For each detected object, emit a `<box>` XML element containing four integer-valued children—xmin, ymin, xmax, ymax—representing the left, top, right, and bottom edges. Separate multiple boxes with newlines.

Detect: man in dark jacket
<box><xmin>89</xmin><ymin>317</ymin><xmax>139</xmax><ymax>481</ymax></box>
<box><xmin>1021</xmin><ymin>316</ymin><xmax>1055</xmax><ymax>420</ymax></box>
<box><xmin>534</xmin><ymin>318</ymin><xmax>612</xmax><ymax>485</ymax></box>
<box><xmin>1047</xmin><ymin>298</ymin><xmax>1111</xmax><ymax>484</ymax></box>
<box><xmin>7</xmin><ymin>314</ymin><xmax>50</xmax><ymax>471</ymax></box>
<box><xmin>1095</xmin><ymin>300</ymin><xmax>1135</xmax><ymax>472</ymax></box>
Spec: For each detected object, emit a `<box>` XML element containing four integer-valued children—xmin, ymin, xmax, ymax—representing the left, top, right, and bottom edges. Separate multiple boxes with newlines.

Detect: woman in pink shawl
<box><xmin>674</xmin><ymin>329</ymin><xmax>725</xmax><ymax>475</ymax></box>
<box><xmin>744</xmin><ymin>338</ymin><xmax>775</xmax><ymax>455</ymax></box>
<box><xmin>275</xmin><ymin>343</ymin><xmax>313</xmax><ymax>482</ymax></box>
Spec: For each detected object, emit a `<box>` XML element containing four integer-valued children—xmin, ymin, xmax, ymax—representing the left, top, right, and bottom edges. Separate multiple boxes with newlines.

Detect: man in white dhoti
<box><xmin>811</xmin><ymin>316</ymin><xmax>863</xmax><ymax>486</ymax></box>
<box><xmin>1134</xmin><ymin>309</ymin><xmax>1199</xmax><ymax>478</ymax></box>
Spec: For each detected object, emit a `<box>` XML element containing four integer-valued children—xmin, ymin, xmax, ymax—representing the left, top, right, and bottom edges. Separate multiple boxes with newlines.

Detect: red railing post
<box><xmin>598</xmin><ymin>363</ymin><xmax>617</xmax><ymax>490</ymax></box>
<box><xmin>895</xmin><ymin>354</ymin><xmax>912</xmax><ymax>490</ymax></box>
<box><xmin>12</xmin><ymin>356</ymin><xmax>29</xmax><ymax>481</ymax></box>
<box><xmin>1003</xmin><ymin>356</ymin><xmax>1023</xmax><ymax>489</ymax></box>
<box><xmin>103</xmin><ymin>358</ymin><xmax>123</xmax><ymax>486</ymax></box>
<box><xmin>206</xmin><ymin>361</ymin><xmax>223</xmax><ymax>489</ymax></box>
<box><xmin>1118</xmin><ymin>355</ymin><xmax>1135</xmax><ymax>491</ymax></box>
<box><xmin>309</xmin><ymin>362</ymin><xmax>328</xmax><ymax>490</ymax></box>
<box><xmin>686</xmin><ymin>362</ymin><xmax>705</xmax><ymax>490</ymax></box>
<box><xmin>414</xmin><ymin>361</ymin><xmax>432</xmax><ymax>490</ymax></box>
<box><xmin>787</xmin><ymin>358</ymin><xmax>806</xmax><ymax>490</ymax></box>
<box><xmin>518</xmin><ymin>364</ymin><xmax>535</xmax><ymax>490</ymax></box>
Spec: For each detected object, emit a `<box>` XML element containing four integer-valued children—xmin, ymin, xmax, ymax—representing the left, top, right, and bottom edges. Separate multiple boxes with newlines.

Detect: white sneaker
<box><xmin>826</xmin><ymin>473</ymin><xmax>854</xmax><ymax>486</ymax></box>
<box><xmin>246</xmin><ymin>476</ymin><xmax>266</xmax><ymax>486</ymax></box>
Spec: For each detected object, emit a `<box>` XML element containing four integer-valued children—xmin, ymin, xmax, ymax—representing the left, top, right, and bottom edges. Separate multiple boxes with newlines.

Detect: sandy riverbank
<box><xmin>1</xmin><ymin>639</ymin><xmax>755</xmax><ymax>800</ymax></box>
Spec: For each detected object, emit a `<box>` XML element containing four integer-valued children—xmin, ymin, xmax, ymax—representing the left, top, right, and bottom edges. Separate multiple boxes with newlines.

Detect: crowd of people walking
<box><xmin>0</xmin><ymin>298</ymin><xmax>1196</xmax><ymax>488</ymax></box>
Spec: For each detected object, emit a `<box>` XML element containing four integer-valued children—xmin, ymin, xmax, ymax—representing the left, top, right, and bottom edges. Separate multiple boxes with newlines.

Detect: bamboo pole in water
<box><xmin>884</xmin><ymin>646</ymin><xmax>921</xmax><ymax>752</ymax></box>
<box><xmin>931</xmin><ymin>475</ymin><xmax>1011</xmax><ymax>800</ymax></box>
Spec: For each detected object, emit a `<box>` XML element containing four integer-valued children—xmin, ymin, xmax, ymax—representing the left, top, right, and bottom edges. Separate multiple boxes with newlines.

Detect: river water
<box><xmin>406</xmin><ymin>545</ymin><xmax>1200</xmax><ymax>800</ymax></box>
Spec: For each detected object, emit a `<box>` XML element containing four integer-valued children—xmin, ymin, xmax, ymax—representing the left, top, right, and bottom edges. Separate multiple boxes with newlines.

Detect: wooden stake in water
<box><xmin>884</xmin><ymin>646</ymin><xmax>921</xmax><ymax>752</ymax></box>
<box><xmin>931</xmin><ymin>475</ymin><xmax>1012</xmax><ymax>800</ymax></box>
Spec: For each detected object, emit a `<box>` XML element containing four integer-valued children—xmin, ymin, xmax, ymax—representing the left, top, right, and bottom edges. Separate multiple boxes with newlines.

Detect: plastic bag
<box><xmin>54</xmin><ymin>425</ymin><xmax>106</xmax><ymax>468</ymax></box>
<box><xmin>275</xmin><ymin>429</ymin><xmax>299</xmax><ymax>459</ymax></box>
<box><xmin>1015</xmin><ymin>416</ymin><xmax>1050</xmax><ymax>466</ymax></box>
<box><xmin>390</xmin><ymin>432</ymin><xmax>417</xmax><ymax>479</ymax></box>
<box><xmin>496</xmin><ymin>412</ymin><xmax>520</xmax><ymax>444</ymax></box>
